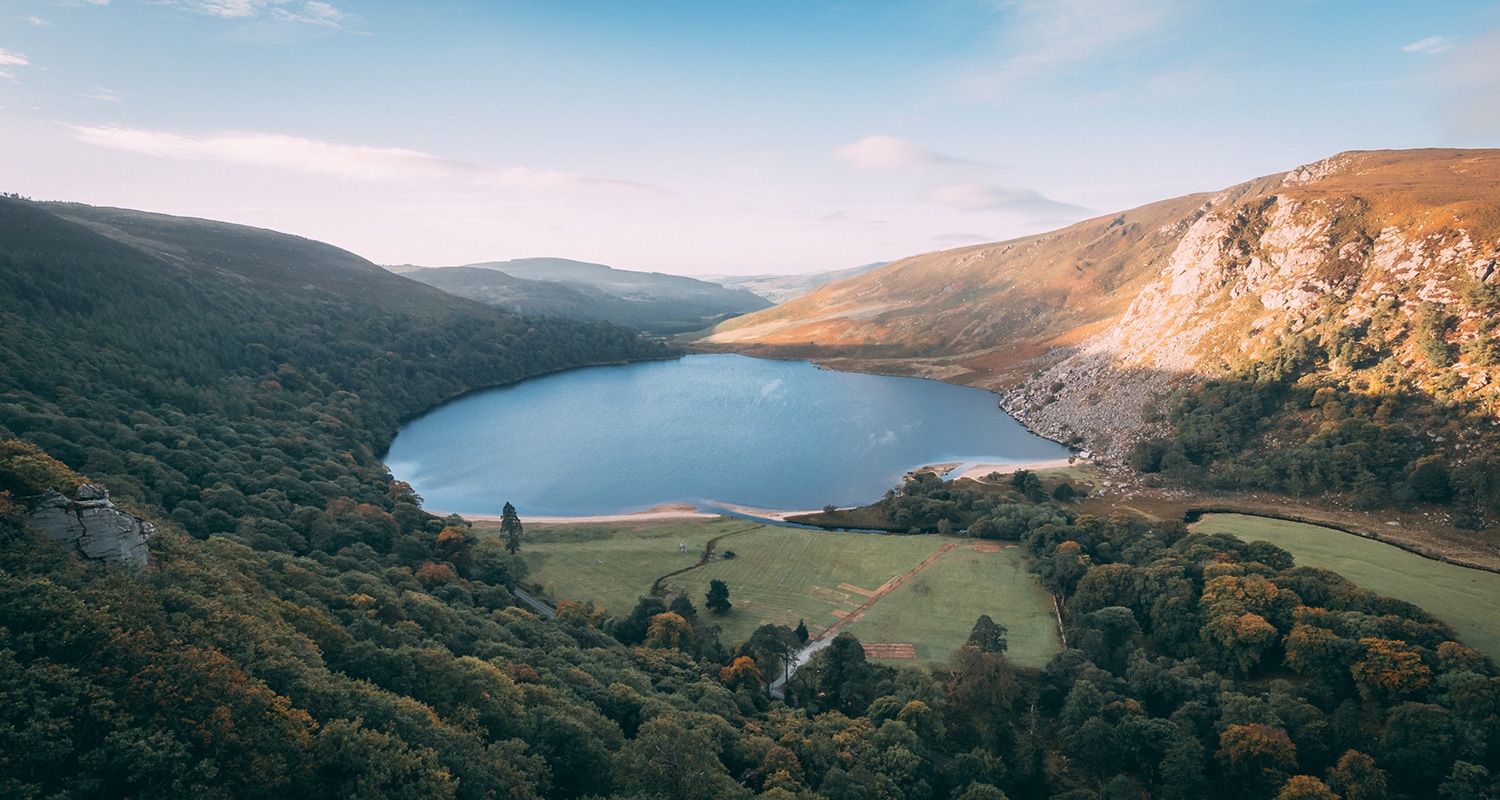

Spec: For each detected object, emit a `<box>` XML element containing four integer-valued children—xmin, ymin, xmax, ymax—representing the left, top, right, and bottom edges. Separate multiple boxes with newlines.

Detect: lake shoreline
<box><xmin>455</xmin><ymin>457</ymin><xmax>1086</xmax><ymax>527</ymax></box>
<box><xmin>390</xmin><ymin>353</ymin><xmax>1072</xmax><ymax>519</ymax></box>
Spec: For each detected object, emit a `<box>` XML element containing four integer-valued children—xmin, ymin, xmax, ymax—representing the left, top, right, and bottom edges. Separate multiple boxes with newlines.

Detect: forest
<box><xmin>2</xmin><ymin>196</ymin><xmax>1497</xmax><ymax>799</ymax></box>
<box><xmin>1128</xmin><ymin>296</ymin><xmax>1500</xmax><ymax>529</ymax></box>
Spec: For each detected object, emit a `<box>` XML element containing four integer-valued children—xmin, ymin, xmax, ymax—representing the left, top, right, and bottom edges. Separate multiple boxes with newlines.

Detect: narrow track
<box><xmin>649</xmin><ymin>523</ymin><xmax>762</xmax><ymax>595</ymax></box>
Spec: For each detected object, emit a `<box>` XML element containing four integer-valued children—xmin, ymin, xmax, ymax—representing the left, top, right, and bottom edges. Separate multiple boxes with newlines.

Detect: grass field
<box><xmin>514</xmin><ymin>517</ymin><xmax>764</xmax><ymax>621</ymax></box>
<box><xmin>512</xmin><ymin>518</ymin><xmax>1061</xmax><ymax>667</ymax></box>
<box><xmin>1192</xmin><ymin>514</ymin><xmax>1500</xmax><ymax>659</ymax></box>
<box><xmin>833</xmin><ymin>544</ymin><xmax>1061</xmax><ymax>666</ymax></box>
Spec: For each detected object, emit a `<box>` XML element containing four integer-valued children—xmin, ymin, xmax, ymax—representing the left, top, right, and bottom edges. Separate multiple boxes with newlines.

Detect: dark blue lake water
<box><xmin>384</xmin><ymin>354</ymin><xmax>1070</xmax><ymax>516</ymax></box>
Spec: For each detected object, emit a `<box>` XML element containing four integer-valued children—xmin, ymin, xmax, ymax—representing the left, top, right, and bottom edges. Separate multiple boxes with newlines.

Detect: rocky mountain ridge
<box><xmin>704</xmin><ymin>149</ymin><xmax>1500</xmax><ymax>459</ymax></box>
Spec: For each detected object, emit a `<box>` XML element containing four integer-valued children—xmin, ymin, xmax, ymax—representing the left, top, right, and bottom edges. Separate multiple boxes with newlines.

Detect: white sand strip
<box><xmin>954</xmin><ymin>458</ymin><xmax>1076</xmax><ymax>481</ymax></box>
<box><xmin>444</xmin><ymin>503</ymin><xmax>720</xmax><ymax>525</ymax></box>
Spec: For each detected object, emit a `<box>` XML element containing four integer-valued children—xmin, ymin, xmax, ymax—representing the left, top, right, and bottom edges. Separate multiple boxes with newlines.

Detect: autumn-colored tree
<box><xmin>1436</xmin><ymin>641</ymin><xmax>1488</xmax><ymax>674</ymax></box>
<box><xmin>1277</xmin><ymin>775</ymin><xmax>1339</xmax><ymax>800</ymax></box>
<box><xmin>1327</xmin><ymin>749</ymin><xmax>1389</xmax><ymax>800</ymax></box>
<box><xmin>414</xmin><ymin>560</ymin><xmax>459</xmax><ymax>587</ymax></box>
<box><xmin>720</xmin><ymin>655</ymin><xmax>764</xmax><ymax>692</ymax></box>
<box><xmin>1351</xmin><ymin>638</ymin><xmax>1432</xmax><ymax>702</ymax></box>
<box><xmin>1203</xmin><ymin>612</ymin><xmax>1279</xmax><ymax>675</ymax></box>
<box><xmin>555</xmin><ymin>599</ymin><xmax>608</xmax><ymax>628</ymax></box>
<box><xmin>434</xmin><ymin>525</ymin><xmax>474</xmax><ymax>572</ymax></box>
<box><xmin>1218</xmin><ymin>723</ymin><xmax>1299</xmax><ymax>799</ymax></box>
<box><xmin>644</xmin><ymin>611</ymin><xmax>692</xmax><ymax>650</ymax></box>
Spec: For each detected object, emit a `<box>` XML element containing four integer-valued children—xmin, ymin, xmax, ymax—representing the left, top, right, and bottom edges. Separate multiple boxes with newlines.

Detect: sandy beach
<box><xmin>952</xmin><ymin>458</ymin><xmax>1077</xmax><ymax>482</ymax></box>
<box><xmin>458</xmin><ymin>503</ymin><xmax>719</xmax><ymax>526</ymax></box>
<box><xmin>711</xmin><ymin>503</ymin><xmax>827</xmax><ymax>522</ymax></box>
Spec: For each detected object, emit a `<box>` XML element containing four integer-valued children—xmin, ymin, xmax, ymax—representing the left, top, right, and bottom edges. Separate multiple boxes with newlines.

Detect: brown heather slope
<box><xmin>702</xmin><ymin>149</ymin><xmax>1500</xmax><ymax>457</ymax></box>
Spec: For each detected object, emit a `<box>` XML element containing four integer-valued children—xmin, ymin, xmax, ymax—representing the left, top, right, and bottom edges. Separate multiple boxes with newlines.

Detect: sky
<box><xmin>1</xmin><ymin>1</ymin><xmax>1498</xmax><ymax>276</ymax></box>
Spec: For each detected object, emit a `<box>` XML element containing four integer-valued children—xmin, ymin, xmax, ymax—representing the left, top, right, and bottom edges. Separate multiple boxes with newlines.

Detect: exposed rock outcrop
<box><xmin>705</xmin><ymin>149</ymin><xmax>1500</xmax><ymax>461</ymax></box>
<box><xmin>28</xmin><ymin>484</ymin><xmax>154</xmax><ymax>565</ymax></box>
<box><xmin>1004</xmin><ymin>152</ymin><xmax>1500</xmax><ymax>458</ymax></box>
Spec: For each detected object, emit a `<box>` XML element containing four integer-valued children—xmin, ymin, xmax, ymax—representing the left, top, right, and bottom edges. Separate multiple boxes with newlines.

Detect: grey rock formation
<box><xmin>28</xmin><ymin>484</ymin><xmax>154</xmax><ymax>565</ymax></box>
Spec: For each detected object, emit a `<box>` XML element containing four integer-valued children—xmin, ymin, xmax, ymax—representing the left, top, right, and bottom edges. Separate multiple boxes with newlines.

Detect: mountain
<box><xmin>705</xmin><ymin>261</ymin><xmax>888</xmax><ymax>304</ymax></box>
<box><xmin>704</xmin><ymin>150</ymin><xmax>1500</xmax><ymax>449</ymax></box>
<box><xmin>403</xmin><ymin>257</ymin><xmax>772</xmax><ymax>334</ymax></box>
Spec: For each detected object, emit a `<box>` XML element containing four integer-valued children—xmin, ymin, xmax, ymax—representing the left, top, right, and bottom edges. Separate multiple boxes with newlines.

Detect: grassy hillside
<box><xmin>703</xmin><ymin>150</ymin><xmax>1500</xmax><ymax>535</ymax></box>
<box><xmin>703</xmin><ymin>150</ymin><xmax>1500</xmax><ymax>386</ymax></box>
<box><xmin>406</xmin><ymin>257</ymin><xmax>772</xmax><ymax>334</ymax></box>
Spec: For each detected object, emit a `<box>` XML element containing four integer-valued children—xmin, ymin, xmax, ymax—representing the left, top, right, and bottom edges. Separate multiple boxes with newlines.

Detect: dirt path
<box><xmin>770</xmin><ymin>540</ymin><xmax>962</xmax><ymax>698</ymax></box>
<box><xmin>817</xmin><ymin>541</ymin><xmax>960</xmax><ymax>640</ymax></box>
<box><xmin>649</xmin><ymin>523</ymin><xmax>762</xmax><ymax>595</ymax></box>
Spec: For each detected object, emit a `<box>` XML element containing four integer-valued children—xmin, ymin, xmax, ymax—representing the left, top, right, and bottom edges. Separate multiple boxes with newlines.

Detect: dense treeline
<box><xmin>1129</xmin><ymin>298</ymin><xmax>1500</xmax><ymax>528</ymax></box>
<box><xmin>8</xmin><ymin>463</ymin><xmax>1497</xmax><ymax>798</ymax></box>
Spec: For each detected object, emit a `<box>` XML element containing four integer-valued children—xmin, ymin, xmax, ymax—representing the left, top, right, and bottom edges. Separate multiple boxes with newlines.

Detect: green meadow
<box><xmin>1192</xmin><ymin>513</ymin><xmax>1500</xmax><ymax>659</ymax></box>
<box><xmin>518</xmin><ymin>518</ymin><xmax>1061</xmax><ymax>666</ymax></box>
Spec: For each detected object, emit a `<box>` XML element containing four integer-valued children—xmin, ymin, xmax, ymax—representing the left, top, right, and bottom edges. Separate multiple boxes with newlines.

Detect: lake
<box><xmin>384</xmin><ymin>354</ymin><xmax>1070</xmax><ymax>516</ymax></box>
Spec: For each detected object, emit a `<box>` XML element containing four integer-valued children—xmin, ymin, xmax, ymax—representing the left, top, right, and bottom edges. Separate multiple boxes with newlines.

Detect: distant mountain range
<box><xmin>397</xmin><ymin>257</ymin><xmax>772</xmax><ymax>335</ymax></box>
<box><xmin>703</xmin><ymin>262</ymin><xmax>887</xmax><ymax>304</ymax></box>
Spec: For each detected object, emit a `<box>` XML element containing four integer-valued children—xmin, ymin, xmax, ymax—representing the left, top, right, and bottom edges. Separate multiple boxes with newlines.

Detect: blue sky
<box><xmin>1</xmin><ymin>1</ymin><xmax>1497</xmax><ymax>275</ymax></box>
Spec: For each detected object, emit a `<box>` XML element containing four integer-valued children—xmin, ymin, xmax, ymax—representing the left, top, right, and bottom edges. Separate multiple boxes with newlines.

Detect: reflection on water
<box><xmin>385</xmin><ymin>354</ymin><xmax>1070</xmax><ymax>516</ymax></box>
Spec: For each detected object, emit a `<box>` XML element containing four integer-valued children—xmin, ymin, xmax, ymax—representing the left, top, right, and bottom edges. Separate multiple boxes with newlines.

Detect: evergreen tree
<box><xmin>705</xmin><ymin>579</ymin><xmax>732</xmax><ymax>613</ymax></box>
<box><xmin>501</xmin><ymin>501</ymin><xmax>524</xmax><ymax>555</ymax></box>
<box><xmin>668</xmin><ymin>592</ymin><xmax>697</xmax><ymax>620</ymax></box>
<box><xmin>795</xmin><ymin>619</ymin><xmax>809</xmax><ymax>643</ymax></box>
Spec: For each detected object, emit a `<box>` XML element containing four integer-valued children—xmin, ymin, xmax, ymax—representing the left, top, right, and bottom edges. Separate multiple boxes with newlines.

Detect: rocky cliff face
<box><xmin>705</xmin><ymin>149</ymin><xmax>1500</xmax><ymax>460</ymax></box>
<box><xmin>29</xmin><ymin>484</ymin><xmax>154</xmax><ymax>565</ymax></box>
<box><xmin>1008</xmin><ymin>150</ymin><xmax>1500</xmax><ymax>457</ymax></box>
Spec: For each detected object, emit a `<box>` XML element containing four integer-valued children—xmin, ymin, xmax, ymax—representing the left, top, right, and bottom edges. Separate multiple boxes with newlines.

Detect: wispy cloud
<box><xmin>834</xmin><ymin>135</ymin><xmax>975</xmax><ymax>172</ymax></box>
<box><xmin>23</xmin><ymin>16</ymin><xmax>52</xmax><ymax>26</ymax></box>
<box><xmin>168</xmin><ymin>0</ymin><xmax>350</xmax><ymax>27</ymax></box>
<box><xmin>1403</xmin><ymin>35</ymin><xmax>1455</xmax><ymax>54</ymax></box>
<box><xmin>0</xmin><ymin>48</ymin><xmax>28</xmax><ymax>79</ymax></box>
<box><xmin>921</xmin><ymin>181</ymin><xmax>1088</xmax><ymax>216</ymax></box>
<box><xmin>66</xmin><ymin>125</ymin><xmax>666</xmax><ymax>195</ymax></box>
<box><xmin>963</xmin><ymin>0</ymin><xmax>1182</xmax><ymax>96</ymax></box>
<box><xmin>80</xmin><ymin>88</ymin><xmax>122</xmax><ymax>102</ymax></box>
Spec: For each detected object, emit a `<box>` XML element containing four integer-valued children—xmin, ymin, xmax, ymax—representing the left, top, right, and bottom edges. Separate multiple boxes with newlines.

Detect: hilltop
<box><xmin>707</xmin><ymin>150</ymin><xmax>1500</xmax><ymax>442</ymax></box>
<box><xmin>402</xmin><ymin>257</ymin><xmax>771</xmax><ymax>334</ymax></box>
<box><xmin>704</xmin><ymin>149</ymin><xmax>1500</xmax><ymax>537</ymax></box>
